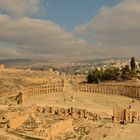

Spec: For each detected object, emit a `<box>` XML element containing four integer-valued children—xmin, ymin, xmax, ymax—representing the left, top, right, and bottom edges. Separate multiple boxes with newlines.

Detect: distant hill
<box><xmin>0</xmin><ymin>57</ymin><xmax>136</xmax><ymax>68</ymax></box>
<box><xmin>75</xmin><ymin>57</ymin><xmax>129</xmax><ymax>64</ymax></box>
<box><xmin>0</xmin><ymin>58</ymin><xmax>55</xmax><ymax>71</ymax></box>
<box><xmin>0</xmin><ymin>58</ymin><xmax>34</xmax><ymax>66</ymax></box>
<box><xmin>0</xmin><ymin>58</ymin><xmax>51</xmax><ymax>67</ymax></box>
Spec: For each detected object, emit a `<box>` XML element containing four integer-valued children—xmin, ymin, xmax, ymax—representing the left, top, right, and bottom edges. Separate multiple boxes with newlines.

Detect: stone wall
<box><xmin>0</xmin><ymin>82</ymin><xmax>64</xmax><ymax>105</ymax></box>
<box><xmin>26</xmin><ymin>77</ymin><xmax>63</xmax><ymax>84</ymax></box>
<box><xmin>8</xmin><ymin>106</ymin><xmax>99</xmax><ymax>140</ymax></box>
<box><xmin>38</xmin><ymin>106</ymin><xmax>99</xmax><ymax>121</ymax></box>
<box><xmin>78</xmin><ymin>83</ymin><xmax>140</xmax><ymax>98</ymax></box>
<box><xmin>9</xmin><ymin>114</ymin><xmax>29</xmax><ymax>129</ymax></box>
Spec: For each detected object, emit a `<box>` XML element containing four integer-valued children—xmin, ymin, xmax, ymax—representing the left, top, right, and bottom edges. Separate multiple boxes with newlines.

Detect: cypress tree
<box><xmin>130</xmin><ymin>57</ymin><xmax>136</xmax><ymax>71</ymax></box>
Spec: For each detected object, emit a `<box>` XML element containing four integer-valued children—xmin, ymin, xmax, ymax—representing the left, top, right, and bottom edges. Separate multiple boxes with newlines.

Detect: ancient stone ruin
<box><xmin>0</xmin><ymin>105</ymin><xmax>99</xmax><ymax>140</ymax></box>
<box><xmin>113</xmin><ymin>107</ymin><xmax>140</xmax><ymax>124</ymax></box>
<box><xmin>78</xmin><ymin>83</ymin><xmax>140</xmax><ymax>98</ymax></box>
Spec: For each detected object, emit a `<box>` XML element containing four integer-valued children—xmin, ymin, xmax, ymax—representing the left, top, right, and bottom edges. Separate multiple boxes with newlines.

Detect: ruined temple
<box><xmin>113</xmin><ymin>107</ymin><xmax>139</xmax><ymax>123</ymax></box>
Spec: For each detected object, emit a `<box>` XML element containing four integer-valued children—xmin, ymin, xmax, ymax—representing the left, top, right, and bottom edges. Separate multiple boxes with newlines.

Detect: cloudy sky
<box><xmin>0</xmin><ymin>0</ymin><xmax>139</xmax><ymax>61</ymax></box>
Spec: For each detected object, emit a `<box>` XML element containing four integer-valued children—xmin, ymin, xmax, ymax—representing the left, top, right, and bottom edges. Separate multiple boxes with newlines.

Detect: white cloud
<box><xmin>0</xmin><ymin>0</ymin><xmax>102</xmax><ymax>61</ymax></box>
<box><xmin>1</xmin><ymin>0</ymin><xmax>139</xmax><ymax>61</ymax></box>
<box><xmin>0</xmin><ymin>0</ymin><xmax>42</xmax><ymax>17</ymax></box>
<box><xmin>76</xmin><ymin>0</ymin><xmax>140</xmax><ymax>58</ymax></box>
<box><xmin>0</xmin><ymin>15</ymin><xmax>96</xmax><ymax>61</ymax></box>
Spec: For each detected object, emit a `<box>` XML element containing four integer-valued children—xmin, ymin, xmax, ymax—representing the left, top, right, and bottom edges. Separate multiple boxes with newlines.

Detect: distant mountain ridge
<box><xmin>75</xmin><ymin>57</ymin><xmax>130</xmax><ymax>64</ymax></box>
<box><xmin>0</xmin><ymin>57</ymin><xmax>138</xmax><ymax>67</ymax></box>
<box><xmin>0</xmin><ymin>58</ymin><xmax>33</xmax><ymax>66</ymax></box>
<box><xmin>0</xmin><ymin>58</ymin><xmax>50</xmax><ymax>67</ymax></box>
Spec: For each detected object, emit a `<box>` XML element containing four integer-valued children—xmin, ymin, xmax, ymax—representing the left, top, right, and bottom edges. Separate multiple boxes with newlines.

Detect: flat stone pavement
<box><xmin>25</xmin><ymin>81</ymin><xmax>140</xmax><ymax>116</ymax></box>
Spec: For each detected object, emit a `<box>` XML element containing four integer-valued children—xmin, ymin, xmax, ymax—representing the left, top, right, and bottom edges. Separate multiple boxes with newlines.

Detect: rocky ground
<box><xmin>54</xmin><ymin>120</ymin><xmax>140</xmax><ymax>140</ymax></box>
<box><xmin>25</xmin><ymin>91</ymin><xmax>140</xmax><ymax>116</ymax></box>
<box><xmin>0</xmin><ymin>71</ymin><xmax>140</xmax><ymax>140</ymax></box>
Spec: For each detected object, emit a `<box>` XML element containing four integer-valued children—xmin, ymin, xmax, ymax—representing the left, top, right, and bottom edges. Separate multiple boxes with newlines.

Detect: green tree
<box><xmin>130</xmin><ymin>57</ymin><xmax>138</xmax><ymax>78</ymax></box>
<box><xmin>121</xmin><ymin>65</ymin><xmax>131</xmax><ymax>80</ymax></box>
<box><xmin>102</xmin><ymin>67</ymin><xmax>120</xmax><ymax>81</ymax></box>
<box><xmin>87</xmin><ymin>69</ymin><xmax>103</xmax><ymax>84</ymax></box>
<box><xmin>130</xmin><ymin>57</ymin><xmax>136</xmax><ymax>71</ymax></box>
<box><xmin>87</xmin><ymin>71</ymin><xmax>94</xmax><ymax>83</ymax></box>
<box><xmin>87</xmin><ymin>67</ymin><xmax>120</xmax><ymax>84</ymax></box>
<box><xmin>138</xmin><ymin>63</ymin><xmax>140</xmax><ymax>69</ymax></box>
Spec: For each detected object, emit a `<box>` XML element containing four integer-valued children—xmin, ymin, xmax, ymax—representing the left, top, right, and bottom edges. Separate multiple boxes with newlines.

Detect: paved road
<box><xmin>63</xmin><ymin>77</ymin><xmax>76</xmax><ymax>102</ymax></box>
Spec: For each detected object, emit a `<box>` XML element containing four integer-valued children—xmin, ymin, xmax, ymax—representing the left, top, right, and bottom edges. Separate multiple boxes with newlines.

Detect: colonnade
<box><xmin>22</xmin><ymin>83</ymin><xmax>64</xmax><ymax>98</ymax></box>
<box><xmin>78</xmin><ymin>83</ymin><xmax>140</xmax><ymax>98</ymax></box>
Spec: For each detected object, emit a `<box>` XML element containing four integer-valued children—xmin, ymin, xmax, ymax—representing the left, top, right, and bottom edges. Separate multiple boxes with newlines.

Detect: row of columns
<box><xmin>22</xmin><ymin>84</ymin><xmax>64</xmax><ymax>97</ymax></box>
<box><xmin>78</xmin><ymin>84</ymin><xmax>140</xmax><ymax>98</ymax></box>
